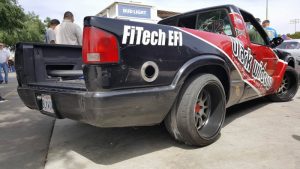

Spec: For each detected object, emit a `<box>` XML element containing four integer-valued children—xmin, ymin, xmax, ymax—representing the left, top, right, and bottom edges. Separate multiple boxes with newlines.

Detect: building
<box><xmin>96</xmin><ymin>1</ymin><xmax>179</xmax><ymax>23</ymax></box>
<box><xmin>157</xmin><ymin>10</ymin><xmax>180</xmax><ymax>19</ymax></box>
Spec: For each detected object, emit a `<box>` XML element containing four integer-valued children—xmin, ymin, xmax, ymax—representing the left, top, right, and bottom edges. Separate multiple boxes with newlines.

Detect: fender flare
<box><xmin>171</xmin><ymin>54</ymin><xmax>231</xmax><ymax>93</ymax></box>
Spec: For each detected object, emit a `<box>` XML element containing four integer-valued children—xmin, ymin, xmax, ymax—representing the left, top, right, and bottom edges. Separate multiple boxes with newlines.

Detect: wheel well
<box><xmin>185</xmin><ymin>65</ymin><xmax>230</xmax><ymax>101</ymax></box>
<box><xmin>288</xmin><ymin>59</ymin><xmax>295</xmax><ymax>68</ymax></box>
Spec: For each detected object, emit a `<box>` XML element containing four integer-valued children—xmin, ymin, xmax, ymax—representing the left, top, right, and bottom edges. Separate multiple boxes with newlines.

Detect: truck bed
<box><xmin>15</xmin><ymin>43</ymin><xmax>84</xmax><ymax>90</ymax></box>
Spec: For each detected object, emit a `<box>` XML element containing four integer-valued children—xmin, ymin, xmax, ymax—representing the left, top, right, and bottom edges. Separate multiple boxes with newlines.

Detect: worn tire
<box><xmin>164</xmin><ymin>74</ymin><xmax>226</xmax><ymax>146</ymax></box>
<box><xmin>268</xmin><ymin>66</ymin><xmax>299</xmax><ymax>102</ymax></box>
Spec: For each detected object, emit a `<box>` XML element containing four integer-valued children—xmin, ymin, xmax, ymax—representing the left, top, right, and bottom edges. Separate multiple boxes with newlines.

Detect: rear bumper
<box><xmin>18</xmin><ymin>86</ymin><xmax>178</xmax><ymax>127</ymax></box>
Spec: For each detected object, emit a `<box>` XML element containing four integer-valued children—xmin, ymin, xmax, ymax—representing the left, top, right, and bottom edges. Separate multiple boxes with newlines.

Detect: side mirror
<box><xmin>270</xmin><ymin>37</ymin><xmax>284</xmax><ymax>48</ymax></box>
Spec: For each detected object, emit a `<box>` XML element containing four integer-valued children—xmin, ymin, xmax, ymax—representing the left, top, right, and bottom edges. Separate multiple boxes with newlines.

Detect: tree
<box><xmin>0</xmin><ymin>0</ymin><xmax>46</xmax><ymax>49</ymax></box>
<box><xmin>44</xmin><ymin>17</ymin><xmax>51</xmax><ymax>28</ymax></box>
<box><xmin>289</xmin><ymin>32</ymin><xmax>300</xmax><ymax>39</ymax></box>
<box><xmin>0</xmin><ymin>0</ymin><xmax>25</xmax><ymax>32</ymax></box>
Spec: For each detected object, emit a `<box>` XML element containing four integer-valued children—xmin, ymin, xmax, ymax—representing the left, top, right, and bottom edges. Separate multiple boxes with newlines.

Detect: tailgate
<box><xmin>15</xmin><ymin>43</ymin><xmax>85</xmax><ymax>90</ymax></box>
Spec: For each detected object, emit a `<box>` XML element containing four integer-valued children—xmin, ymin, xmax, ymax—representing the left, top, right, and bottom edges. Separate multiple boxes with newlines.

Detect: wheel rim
<box><xmin>277</xmin><ymin>75</ymin><xmax>290</xmax><ymax>95</ymax></box>
<box><xmin>194</xmin><ymin>89</ymin><xmax>211</xmax><ymax>130</ymax></box>
<box><xmin>192</xmin><ymin>82</ymin><xmax>225</xmax><ymax>139</ymax></box>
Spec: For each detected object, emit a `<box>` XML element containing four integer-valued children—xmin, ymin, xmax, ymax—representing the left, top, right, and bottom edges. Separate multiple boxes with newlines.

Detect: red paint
<box><xmin>179</xmin><ymin>13</ymin><xmax>287</xmax><ymax>95</ymax></box>
<box><xmin>195</xmin><ymin>104</ymin><xmax>201</xmax><ymax>113</ymax></box>
<box><xmin>82</xmin><ymin>27</ymin><xmax>119</xmax><ymax>64</ymax></box>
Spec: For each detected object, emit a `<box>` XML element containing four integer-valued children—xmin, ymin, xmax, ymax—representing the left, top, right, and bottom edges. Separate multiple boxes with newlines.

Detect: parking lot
<box><xmin>1</xmin><ymin>73</ymin><xmax>300</xmax><ymax>169</ymax></box>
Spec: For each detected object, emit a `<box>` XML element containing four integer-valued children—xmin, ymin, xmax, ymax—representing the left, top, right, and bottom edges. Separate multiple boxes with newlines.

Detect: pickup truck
<box><xmin>15</xmin><ymin>5</ymin><xmax>299</xmax><ymax>146</ymax></box>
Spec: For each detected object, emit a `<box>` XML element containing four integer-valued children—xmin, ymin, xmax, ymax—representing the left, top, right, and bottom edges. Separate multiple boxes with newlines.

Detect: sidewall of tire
<box><xmin>176</xmin><ymin>74</ymin><xmax>226</xmax><ymax>146</ymax></box>
<box><xmin>268</xmin><ymin>66</ymin><xmax>299</xmax><ymax>102</ymax></box>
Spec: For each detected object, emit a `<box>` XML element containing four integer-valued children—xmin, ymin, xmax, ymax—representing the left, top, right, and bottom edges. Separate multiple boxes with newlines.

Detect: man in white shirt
<box><xmin>0</xmin><ymin>43</ymin><xmax>10</xmax><ymax>84</ymax></box>
<box><xmin>45</xmin><ymin>19</ymin><xmax>60</xmax><ymax>44</ymax></box>
<box><xmin>55</xmin><ymin>11</ymin><xmax>82</xmax><ymax>45</ymax></box>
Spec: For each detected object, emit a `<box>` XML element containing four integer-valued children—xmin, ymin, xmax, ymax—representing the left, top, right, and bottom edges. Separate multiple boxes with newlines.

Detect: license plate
<box><xmin>41</xmin><ymin>95</ymin><xmax>54</xmax><ymax>114</ymax></box>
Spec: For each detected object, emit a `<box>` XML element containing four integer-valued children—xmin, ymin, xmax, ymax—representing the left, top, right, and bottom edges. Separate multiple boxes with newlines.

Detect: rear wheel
<box><xmin>165</xmin><ymin>74</ymin><xmax>226</xmax><ymax>146</ymax></box>
<box><xmin>268</xmin><ymin>66</ymin><xmax>299</xmax><ymax>102</ymax></box>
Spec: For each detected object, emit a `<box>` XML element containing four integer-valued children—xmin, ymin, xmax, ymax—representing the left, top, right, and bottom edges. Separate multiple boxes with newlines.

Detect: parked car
<box><xmin>276</xmin><ymin>39</ymin><xmax>300</xmax><ymax>76</ymax></box>
<box><xmin>278</xmin><ymin>39</ymin><xmax>300</xmax><ymax>50</ymax></box>
<box><xmin>15</xmin><ymin>5</ymin><xmax>299</xmax><ymax>146</ymax></box>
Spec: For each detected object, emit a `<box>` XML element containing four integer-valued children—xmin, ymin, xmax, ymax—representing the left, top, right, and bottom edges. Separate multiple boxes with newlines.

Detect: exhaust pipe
<box><xmin>141</xmin><ymin>61</ymin><xmax>159</xmax><ymax>82</ymax></box>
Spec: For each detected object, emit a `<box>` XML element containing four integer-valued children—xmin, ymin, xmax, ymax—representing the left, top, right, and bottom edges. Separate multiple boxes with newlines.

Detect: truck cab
<box><xmin>159</xmin><ymin>5</ymin><xmax>286</xmax><ymax>102</ymax></box>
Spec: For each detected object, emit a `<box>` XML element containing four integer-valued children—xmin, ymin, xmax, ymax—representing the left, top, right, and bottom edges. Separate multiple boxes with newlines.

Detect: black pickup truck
<box><xmin>15</xmin><ymin>5</ymin><xmax>298</xmax><ymax>146</ymax></box>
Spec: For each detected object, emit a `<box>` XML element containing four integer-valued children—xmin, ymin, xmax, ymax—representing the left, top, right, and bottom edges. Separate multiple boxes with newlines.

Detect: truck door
<box><xmin>232</xmin><ymin>10</ymin><xmax>285</xmax><ymax>100</ymax></box>
<box><xmin>229</xmin><ymin>12</ymin><xmax>263</xmax><ymax>100</ymax></box>
<box><xmin>242</xmin><ymin>10</ymin><xmax>287</xmax><ymax>95</ymax></box>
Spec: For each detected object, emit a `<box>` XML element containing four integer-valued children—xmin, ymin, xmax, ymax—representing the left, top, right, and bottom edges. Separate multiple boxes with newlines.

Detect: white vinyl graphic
<box><xmin>175</xmin><ymin>27</ymin><xmax>263</xmax><ymax>96</ymax></box>
<box><xmin>231</xmin><ymin>37</ymin><xmax>273</xmax><ymax>90</ymax></box>
<box><xmin>122</xmin><ymin>25</ymin><xmax>183</xmax><ymax>46</ymax></box>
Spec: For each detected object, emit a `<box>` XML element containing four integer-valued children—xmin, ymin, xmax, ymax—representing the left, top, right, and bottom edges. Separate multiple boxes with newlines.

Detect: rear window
<box><xmin>178</xmin><ymin>14</ymin><xmax>197</xmax><ymax>29</ymax></box>
<box><xmin>277</xmin><ymin>42</ymin><xmax>300</xmax><ymax>49</ymax></box>
<box><xmin>159</xmin><ymin>18</ymin><xmax>177</xmax><ymax>26</ymax></box>
<box><xmin>159</xmin><ymin>9</ymin><xmax>233</xmax><ymax>36</ymax></box>
<box><xmin>196</xmin><ymin>10</ymin><xmax>233</xmax><ymax>36</ymax></box>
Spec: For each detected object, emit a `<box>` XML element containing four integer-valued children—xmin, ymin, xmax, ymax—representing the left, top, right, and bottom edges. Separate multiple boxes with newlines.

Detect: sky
<box><xmin>18</xmin><ymin>0</ymin><xmax>300</xmax><ymax>34</ymax></box>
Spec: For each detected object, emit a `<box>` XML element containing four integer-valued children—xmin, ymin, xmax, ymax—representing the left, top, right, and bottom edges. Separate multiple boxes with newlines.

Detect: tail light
<box><xmin>82</xmin><ymin>27</ymin><xmax>119</xmax><ymax>64</ymax></box>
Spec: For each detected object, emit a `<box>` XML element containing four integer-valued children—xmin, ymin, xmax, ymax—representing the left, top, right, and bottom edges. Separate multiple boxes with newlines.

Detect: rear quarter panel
<box><xmin>84</xmin><ymin>17</ymin><xmax>234</xmax><ymax>91</ymax></box>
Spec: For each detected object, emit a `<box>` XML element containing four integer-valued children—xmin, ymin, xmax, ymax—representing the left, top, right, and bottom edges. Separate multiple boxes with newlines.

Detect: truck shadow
<box><xmin>50</xmin><ymin>97</ymin><xmax>271</xmax><ymax>166</ymax></box>
<box><xmin>224</xmin><ymin>97</ymin><xmax>270</xmax><ymax>127</ymax></box>
<box><xmin>0</xmin><ymin>92</ymin><xmax>55</xmax><ymax>169</ymax></box>
<box><xmin>49</xmin><ymin>122</ymin><xmax>191</xmax><ymax>167</ymax></box>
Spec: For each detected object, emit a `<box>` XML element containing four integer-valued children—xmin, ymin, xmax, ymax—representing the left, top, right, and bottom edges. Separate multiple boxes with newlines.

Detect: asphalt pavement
<box><xmin>0</xmin><ymin>73</ymin><xmax>55</xmax><ymax>169</ymax></box>
<box><xmin>44</xmin><ymin>92</ymin><xmax>300</xmax><ymax>169</ymax></box>
<box><xmin>1</xmin><ymin>73</ymin><xmax>300</xmax><ymax>169</ymax></box>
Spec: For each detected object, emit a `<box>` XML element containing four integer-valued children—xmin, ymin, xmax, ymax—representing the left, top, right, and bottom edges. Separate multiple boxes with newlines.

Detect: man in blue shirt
<box><xmin>262</xmin><ymin>20</ymin><xmax>278</xmax><ymax>40</ymax></box>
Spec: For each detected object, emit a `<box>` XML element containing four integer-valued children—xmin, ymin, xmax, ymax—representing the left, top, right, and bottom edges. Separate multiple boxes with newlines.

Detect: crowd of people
<box><xmin>45</xmin><ymin>11</ymin><xmax>82</xmax><ymax>45</ymax></box>
<box><xmin>0</xmin><ymin>11</ymin><xmax>82</xmax><ymax>102</ymax></box>
<box><xmin>248</xmin><ymin>18</ymin><xmax>280</xmax><ymax>45</ymax></box>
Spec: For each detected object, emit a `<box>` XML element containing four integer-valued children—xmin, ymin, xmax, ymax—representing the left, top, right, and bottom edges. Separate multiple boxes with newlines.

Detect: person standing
<box><xmin>249</xmin><ymin>18</ymin><xmax>265</xmax><ymax>45</ymax></box>
<box><xmin>0</xmin><ymin>95</ymin><xmax>6</xmax><ymax>102</ymax></box>
<box><xmin>8</xmin><ymin>59</ymin><xmax>15</xmax><ymax>72</ymax></box>
<box><xmin>45</xmin><ymin>19</ymin><xmax>60</xmax><ymax>44</ymax></box>
<box><xmin>262</xmin><ymin>20</ymin><xmax>278</xmax><ymax>40</ymax></box>
<box><xmin>0</xmin><ymin>43</ymin><xmax>10</xmax><ymax>84</ymax></box>
<box><xmin>55</xmin><ymin>11</ymin><xmax>82</xmax><ymax>45</ymax></box>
